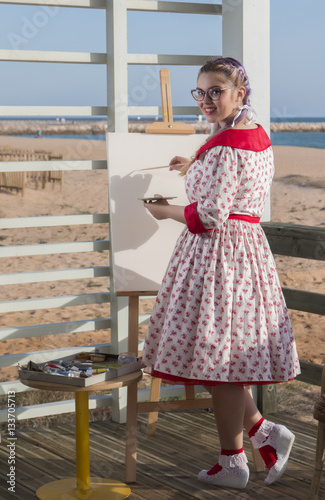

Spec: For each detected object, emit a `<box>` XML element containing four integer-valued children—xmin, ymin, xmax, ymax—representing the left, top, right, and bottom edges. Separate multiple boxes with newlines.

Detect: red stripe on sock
<box><xmin>259</xmin><ymin>445</ymin><xmax>277</xmax><ymax>470</ymax></box>
<box><xmin>248</xmin><ymin>418</ymin><xmax>277</xmax><ymax>470</ymax></box>
<box><xmin>248</xmin><ymin>417</ymin><xmax>264</xmax><ymax>438</ymax></box>
<box><xmin>207</xmin><ymin>448</ymin><xmax>244</xmax><ymax>476</ymax></box>
<box><xmin>207</xmin><ymin>463</ymin><xmax>223</xmax><ymax>475</ymax></box>
<box><xmin>221</xmin><ymin>448</ymin><xmax>244</xmax><ymax>456</ymax></box>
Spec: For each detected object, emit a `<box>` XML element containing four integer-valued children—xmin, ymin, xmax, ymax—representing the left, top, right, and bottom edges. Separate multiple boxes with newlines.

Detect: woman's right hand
<box><xmin>169</xmin><ymin>156</ymin><xmax>190</xmax><ymax>172</ymax></box>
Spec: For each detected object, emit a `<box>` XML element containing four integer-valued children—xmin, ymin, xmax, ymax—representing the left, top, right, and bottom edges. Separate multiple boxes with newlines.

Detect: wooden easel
<box><xmin>145</xmin><ymin>68</ymin><xmax>195</xmax><ymax>135</ymax></box>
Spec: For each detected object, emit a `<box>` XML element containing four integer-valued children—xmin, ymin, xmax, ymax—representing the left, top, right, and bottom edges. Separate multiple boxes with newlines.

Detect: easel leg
<box><xmin>185</xmin><ymin>385</ymin><xmax>195</xmax><ymax>400</ymax></box>
<box><xmin>128</xmin><ymin>295</ymin><xmax>139</xmax><ymax>355</ymax></box>
<box><xmin>147</xmin><ymin>377</ymin><xmax>162</xmax><ymax>436</ymax></box>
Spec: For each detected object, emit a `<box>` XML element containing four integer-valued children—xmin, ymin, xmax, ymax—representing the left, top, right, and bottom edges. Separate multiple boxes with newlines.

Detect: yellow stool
<box><xmin>20</xmin><ymin>371</ymin><xmax>142</xmax><ymax>500</ymax></box>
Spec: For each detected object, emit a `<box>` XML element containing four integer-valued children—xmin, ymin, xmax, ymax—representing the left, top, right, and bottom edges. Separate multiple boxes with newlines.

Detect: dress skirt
<box><xmin>141</xmin><ymin>218</ymin><xmax>300</xmax><ymax>385</ymax></box>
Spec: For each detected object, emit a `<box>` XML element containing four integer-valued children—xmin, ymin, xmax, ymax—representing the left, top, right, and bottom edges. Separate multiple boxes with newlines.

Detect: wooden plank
<box><xmin>1</xmin><ymin>431</ymin><xmax>76</xmax><ymax>477</ymax></box>
<box><xmin>296</xmin><ymin>360</ymin><xmax>323</xmax><ymax>386</ymax></box>
<box><xmin>256</xmin><ymin>385</ymin><xmax>277</xmax><ymax>415</ymax></box>
<box><xmin>0</xmin><ymin>0</ymin><xmax>222</xmax><ymax>14</ymax></box>
<box><xmin>263</xmin><ymin>222</ymin><xmax>325</xmax><ymax>241</ymax></box>
<box><xmin>0</xmin><ymin>160</ymin><xmax>107</xmax><ymax>173</ymax></box>
<box><xmin>0</xmin><ymin>0</ymin><xmax>106</xmax><ymax>7</ymax></box>
<box><xmin>0</xmin><ymin>445</ymin><xmax>59</xmax><ymax>492</ymax></box>
<box><xmin>0</xmin><ymin>393</ymin><xmax>112</xmax><ymax>423</ymax></box>
<box><xmin>0</xmin><ymin>240</ymin><xmax>109</xmax><ymax>258</ymax></box>
<box><xmin>283</xmin><ymin>288</ymin><xmax>325</xmax><ymax>315</ymax></box>
<box><xmin>0</xmin><ymin>474</ymin><xmax>37</xmax><ymax>500</ymax></box>
<box><xmin>0</xmin><ymin>213</ymin><xmax>109</xmax><ymax>229</ymax></box>
<box><xmin>0</xmin><ymin>265</ymin><xmax>109</xmax><ymax>285</ymax></box>
<box><xmin>147</xmin><ymin>377</ymin><xmax>162</xmax><ymax>435</ymax></box>
<box><xmin>129</xmin><ymin>105</ymin><xmax>201</xmax><ymax>116</ymax></box>
<box><xmin>0</xmin><ymin>106</ymin><xmax>107</xmax><ymax>117</ymax></box>
<box><xmin>126</xmin><ymin>1</ymin><xmax>222</xmax><ymax>15</ymax></box>
<box><xmin>0</xmin><ymin>317</ymin><xmax>110</xmax><ymax>342</ymax></box>
<box><xmin>0</xmin><ymin>49</ymin><xmax>107</xmax><ymax>64</ymax></box>
<box><xmin>262</xmin><ymin>222</ymin><xmax>325</xmax><ymax>261</ymax></box>
<box><xmin>129</xmin><ymin>295</ymin><xmax>140</xmax><ymax>355</ymax></box>
<box><xmin>0</xmin><ymin>292</ymin><xmax>110</xmax><ymax>313</ymax></box>
<box><xmin>127</xmin><ymin>53</ymin><xmax>215</xmax><ymax>66</ymax></box>
<box><xmin>138</xmin><ymin>398</ymin><xmax>213</xmax><ymax>413</ymax></box>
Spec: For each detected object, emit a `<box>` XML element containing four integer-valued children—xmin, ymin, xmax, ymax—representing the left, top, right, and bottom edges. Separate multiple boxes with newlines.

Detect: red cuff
<box><xmin>184</xmin><ymin>202</ymin><xmax>213</xmax><ymax>234</ymax></box>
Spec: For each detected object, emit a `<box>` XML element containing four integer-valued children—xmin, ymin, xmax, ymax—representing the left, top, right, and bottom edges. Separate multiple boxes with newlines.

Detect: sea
<box><xmin>1</xmin><ymin>116</ymin><xmax>325</xmax><ymax>149</ymax></box>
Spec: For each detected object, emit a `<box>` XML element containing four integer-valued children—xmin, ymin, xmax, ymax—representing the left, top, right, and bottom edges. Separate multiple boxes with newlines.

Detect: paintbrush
<box><xmin>131</xmin><ymin>163</ymin><xmax>188</xmax><ymax>173</ymax></box>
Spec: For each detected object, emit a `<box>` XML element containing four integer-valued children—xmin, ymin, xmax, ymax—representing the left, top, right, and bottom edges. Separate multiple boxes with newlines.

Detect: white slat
<box><xmin>0</xmin><ymin>106</ymin><xmax>107</xmax><ymax>116</ymax></box>
<box><xmin>0</xmin><ymin>292</ymin><xmax>110</xmax><ymax>313</ymax></box>
<box><xmin>127</xmin><ymin>1</ymin><xmax>222</xmax><ymax>15</ymax></box>
<box><xmin>0</xmin><ymin>49</ymin><xmax>107</xmax><ymax>64</ymax></box>
<box><xmin>139</xmin><ymin>313</ymin><xmax>150</xmax><ymax>325</ymax></box>
<box><xmin>0</xmin><ymin>213</ymin><xmax>109</xmax><ymax>229</ymax></box>
<box><xmin>0</xmin><ymin>160</ymin><xmax>107</xmax><ymax>172</ymax></box>
<box><xmin>0</xmin><ymin>266</ymin><xmax>109</xmax><ymax>285</ymax></box>
<box><xmin>0</xmin><ymin>384</ymin><xmax>201</xmax><ymax>422</ymax></box>
<box><xmin>0</xmin><ymin>0</ymin><xmax>106</xmax><ymax>8</ymax></box>
<box><xmin>0</xmin><ymin>240</ymin><xmax>109</xmax><ymax>258</ymax></box>
<box><xmin>0</xmin><ymin>394</ymin><xmax>113</xmax><ymax>423</ymax></box>
<box><xmin>129</xmin><ymin>105</ymin><xmax>202</xmax><ymax>116</ymax></box>
<box><xmin>0</xmin><ymin>384</ymin><xmax>197</xmax><ymax>422</ymax></box>
<box><xmin>0</xmin><ymin>342</ymin><xmax>112</xmax><ymax>367</ymax></box>
<box><xmin>127</xmin><ymin>53</ymin><xmax>213</xmax><ymax>65</ymax></box>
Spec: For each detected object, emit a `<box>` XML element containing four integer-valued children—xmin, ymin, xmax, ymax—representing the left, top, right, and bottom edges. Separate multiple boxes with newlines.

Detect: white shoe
<box><xmin>250</xmin><ymin>419</ymin><xmax>295</xmax><ymax>485</ymax></box>
<box><xmin>198</xmin><ymin>451</ymin><xmax>249</xmax><ymax>489</ymax></box>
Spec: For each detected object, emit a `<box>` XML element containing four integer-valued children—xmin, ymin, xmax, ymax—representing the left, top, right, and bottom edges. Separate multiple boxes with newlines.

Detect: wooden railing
<box><xmin>263</xmin><ymin>223</ymin><xmax>325</xmax><ymax>381</ymax></box>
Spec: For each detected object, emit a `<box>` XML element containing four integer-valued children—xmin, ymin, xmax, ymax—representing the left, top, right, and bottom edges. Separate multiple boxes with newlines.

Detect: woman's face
<box><xmin>195</xmin><ymin>71</ymin><xmax>243</xmax><ymax>127</ymax></box>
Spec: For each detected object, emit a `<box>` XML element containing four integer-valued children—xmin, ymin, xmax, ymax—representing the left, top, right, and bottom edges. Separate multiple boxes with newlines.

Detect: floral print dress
<box><xmin>141</xmin><ymin>125</ymin><xmax>300</xmax><ymax>385</ymax></box>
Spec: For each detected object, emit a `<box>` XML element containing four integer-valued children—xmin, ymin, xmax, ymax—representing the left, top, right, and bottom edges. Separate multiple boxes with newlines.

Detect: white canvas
<box><xmin>106</xmin><ymin>132</ymin><xmax>205</xmax><ymax>292</ymax></box>
<box><xmin>106</xmin><ymin>132</ymin><xmax>270</xmax><ymax>293</ymax></box>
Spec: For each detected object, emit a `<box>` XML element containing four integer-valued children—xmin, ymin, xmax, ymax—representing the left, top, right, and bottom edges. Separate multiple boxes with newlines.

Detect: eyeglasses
<box><xmin>191</xmin><ymin>86</ymin><xmax>234</xmax><ymax>101</ymax></box>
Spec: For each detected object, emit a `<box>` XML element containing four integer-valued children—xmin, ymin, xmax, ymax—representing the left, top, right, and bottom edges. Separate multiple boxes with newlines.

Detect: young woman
<box><xmin>141</xmin><ymin>57</ymin><xmax>300</xmax><ymax>489</ymax></box>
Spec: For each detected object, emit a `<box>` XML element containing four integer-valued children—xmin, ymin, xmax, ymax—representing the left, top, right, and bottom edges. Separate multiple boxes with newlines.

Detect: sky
<box><xmin>0</xmin><ymin>0</ymin><xmax>324</xmax><ymax>118</ymax></box>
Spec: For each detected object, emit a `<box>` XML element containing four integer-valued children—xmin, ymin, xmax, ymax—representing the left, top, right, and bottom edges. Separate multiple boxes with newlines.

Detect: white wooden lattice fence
<box><xmin>0</xmin><ymin>0</ymin><xmax>223</xmax><ymax>423</ymax></box>
<box><xmin>0</xmin><ymin>0</ymin><xmax>270</xmax><ymax>423</ymax></box>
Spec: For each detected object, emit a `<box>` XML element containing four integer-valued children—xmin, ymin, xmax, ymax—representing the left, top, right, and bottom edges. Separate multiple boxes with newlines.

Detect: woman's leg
<box><xmin>197</xmin><ymin>384</ymin><xmax>249</xmax><ymax>488</ymax></box>
<box><xmin>211</xmin><ymin>384</ymin><xmax>246</xmax><ymax>449</ymax></box>
<box><xmin>203</xmin><ymin>385</ymin><xmax>295</xmax><ymax>486</ymax></box>
<box><xmin>243</xmin><ymin>387</ymin><xmax>263</xmax><ymax>431</ymax></box>
<box><xmin>205</xmin><ymin>385</ymin><xmax>262</xmax><ymax>435</ymax></box>
<box><xmin>242</xmin><ymin>387</ymin><xmax>295</xmax><ymax>485</ymax></box>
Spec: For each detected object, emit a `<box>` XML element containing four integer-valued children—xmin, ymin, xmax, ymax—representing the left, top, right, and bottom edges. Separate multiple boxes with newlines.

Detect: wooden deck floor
<box><xmin>1</xmin><ymin>410</ymin><xmax>325</xmax><ymax>499</ymax></box>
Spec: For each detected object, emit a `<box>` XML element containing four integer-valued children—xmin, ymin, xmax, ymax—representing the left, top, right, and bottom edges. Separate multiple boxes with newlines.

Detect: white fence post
<box><xmin>106</xmin><ymin>0</ymin><xmax>128</xmax><ymax>133</ymax></box>
<box><xmin>106</xmin><ymin>0</ymin><xmax>129</xmax><ymax>422</ymax></box>
<box><xmin>222</xmin><ymin>0</ymin><xmax>270</xmax><ymax>134</ymax></box>
<box><xmin>222</xmin><ymin>0</ymin><xmax>271</xmax><ymax>221</ymax></box>
<box><xmin>109</xmin><ymin>294</ymin><xmax>129</xmax><ymax>423</ymax></box>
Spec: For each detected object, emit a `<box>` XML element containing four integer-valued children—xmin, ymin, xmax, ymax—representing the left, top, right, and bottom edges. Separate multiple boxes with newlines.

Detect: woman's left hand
<box><xmin>144</xmin><ymin>195</ymin><xmax>169</xmax><ymax>220</ymax></box>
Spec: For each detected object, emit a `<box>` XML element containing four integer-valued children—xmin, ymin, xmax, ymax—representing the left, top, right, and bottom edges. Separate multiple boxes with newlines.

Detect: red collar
<box><xmin>195</xmin><ymin>125</ymin><xmax>272</xmax><ymax>160</ymax></box>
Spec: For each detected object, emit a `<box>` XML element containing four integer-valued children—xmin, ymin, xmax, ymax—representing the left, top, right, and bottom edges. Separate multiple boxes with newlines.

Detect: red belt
<box><xmin>228</xmin><ymin>214</ymin><xmax>260</xmax><ymax>223</ymax></box>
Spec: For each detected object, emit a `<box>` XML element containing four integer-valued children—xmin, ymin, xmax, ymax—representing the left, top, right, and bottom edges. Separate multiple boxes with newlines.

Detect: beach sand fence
<box><xmin>0</xmin><ymin>148</ymin><xmax>64</xmax><ymax>195</ymax></box>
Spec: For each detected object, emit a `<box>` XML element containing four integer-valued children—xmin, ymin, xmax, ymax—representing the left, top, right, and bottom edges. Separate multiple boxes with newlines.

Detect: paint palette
<box><xmin>18</xmin><ymin>352</ymin><xmax>142</xmax><ymax>387</ymax></box>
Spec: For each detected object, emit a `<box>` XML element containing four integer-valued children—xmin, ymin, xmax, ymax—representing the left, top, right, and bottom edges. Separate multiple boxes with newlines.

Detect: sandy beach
<box><xmin>0</xmin><ymin>135</ymin><xmax>324</xmax><ymax>386</ymax></box>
